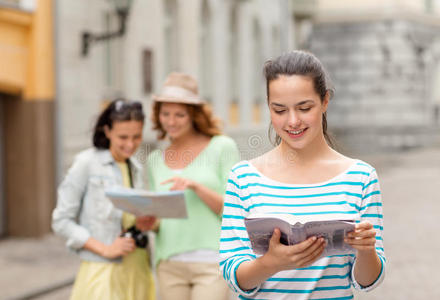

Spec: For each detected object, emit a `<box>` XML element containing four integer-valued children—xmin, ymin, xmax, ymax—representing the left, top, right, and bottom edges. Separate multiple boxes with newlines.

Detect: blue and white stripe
<box><xmin>220</xmin><ymin>160</ymin><xmax>386</xmax><ymax>300</ymax></box>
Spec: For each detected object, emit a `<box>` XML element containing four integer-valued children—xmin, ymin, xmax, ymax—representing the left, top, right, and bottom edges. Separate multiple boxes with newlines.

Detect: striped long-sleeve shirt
<box><xmin>219</xmin><ymin>160</ymin><xmax>385</xmax><ymax>300</ymax></box>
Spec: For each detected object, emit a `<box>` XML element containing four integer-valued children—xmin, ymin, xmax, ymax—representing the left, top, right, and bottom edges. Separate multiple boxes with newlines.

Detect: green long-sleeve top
<box><xmin>147</xmin><ymin>135</ymin><xmax>240</xmax><ymax>266</ymax></box>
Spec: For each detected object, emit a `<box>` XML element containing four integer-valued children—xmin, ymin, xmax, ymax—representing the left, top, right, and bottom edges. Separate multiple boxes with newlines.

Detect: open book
<box><xmin>245</xmin><ymin>213</ymin><xmax>356</xmax><ymax>256</ymax></box>
<box><xmin>105</xmin><ymin>186</ymin><xmax>187</xmax><ymax>218</ymax></box>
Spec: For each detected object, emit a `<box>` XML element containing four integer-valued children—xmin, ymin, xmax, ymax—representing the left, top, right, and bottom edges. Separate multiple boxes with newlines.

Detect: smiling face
<box><xmin>158</xmin><ymin>102</ymin><xmax>194</xmax><ymax>140</ymax></box>
<box><xmin>268</xmin><ymin>75</ymin><xmax>329</xmax><ymax>151</ymax></box>
<box><xmin>105</xmin><ymin>120</ymin><xmax>144</xmax><ymax>162</ymax></box>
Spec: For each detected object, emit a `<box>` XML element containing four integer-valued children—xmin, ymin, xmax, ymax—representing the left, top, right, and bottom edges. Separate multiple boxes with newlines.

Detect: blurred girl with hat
<box><xmin>137</xmin><ymin>72</ymin><xmax>240</xmax><ymax>300</ymax></box>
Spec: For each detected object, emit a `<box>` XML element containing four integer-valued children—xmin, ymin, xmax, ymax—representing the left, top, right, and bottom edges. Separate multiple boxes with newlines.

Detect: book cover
<box><xmin>244</xmin><ymin>213</ymin><xmax>356</xmax><ymax>256</ymax></box>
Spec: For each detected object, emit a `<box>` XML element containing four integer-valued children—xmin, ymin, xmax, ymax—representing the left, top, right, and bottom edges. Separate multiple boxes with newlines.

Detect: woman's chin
<box><xmin>120</xmin><ymin>151</ymin><xmax>135</xmax><ymax>160</ymax></box>
<box><xmin>168</xmin><ymin>133</ymin><xmax>182</xmax><ymax>140</ymax></box>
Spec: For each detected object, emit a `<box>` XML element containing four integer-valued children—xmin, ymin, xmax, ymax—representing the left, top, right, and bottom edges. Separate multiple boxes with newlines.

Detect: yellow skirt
<box><xmin>70</xmin><ymin>248</ymin><xmax>155</xmax><ymax>300</ymax></box>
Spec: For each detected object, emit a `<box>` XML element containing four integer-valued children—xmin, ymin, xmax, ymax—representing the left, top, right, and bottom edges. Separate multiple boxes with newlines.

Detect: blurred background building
<box><xmin>0</xmin><ymin>0</ymin><xmax>54</xmax><ymax>237</ymax></box>
<box><xmin>55</xmin><ymin>0</ymin><xmax>297</xmax><ymax>169</ymax></box>
<box><xmin>1</xmin><ymin>0</ymin><xmax>440</xmax><ymax>237</ymax></box>
<box><xmin>310</xmin><ymin>0</ymin><xmax>440</xmax><ymax>153</ymax></box>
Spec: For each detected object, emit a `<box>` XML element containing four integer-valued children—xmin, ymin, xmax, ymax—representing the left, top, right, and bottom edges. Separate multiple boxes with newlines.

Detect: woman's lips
<box><xmin>286</xmin><ymin>128</ymin><xmax>307</xmax><ymax>138</ymax></box>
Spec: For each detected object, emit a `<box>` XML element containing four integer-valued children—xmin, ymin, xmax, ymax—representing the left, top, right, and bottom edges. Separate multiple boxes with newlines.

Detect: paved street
<box><xmin>354</xmin><ymin>146</ymin><xmax>440</xmax><ymax>299</ymax></box>
<box><xmin>0</xmin><ymin>145</ymin><xmax>439</xmax><ymax>299</ymax></box>
<box><xmin>0</xmin><ymin>235</ymin><xmax>78</xmax><ymax>300</ymax></box>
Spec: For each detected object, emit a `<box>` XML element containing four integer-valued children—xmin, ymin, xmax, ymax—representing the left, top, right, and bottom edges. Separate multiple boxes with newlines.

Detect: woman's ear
<box><xmin>103</xmin><ymin>125</ymin><xmax>111</xmax><ymax>139</ymax></box>
<box><xmin>322</xmin><ymin>92</ymin><xmax>330</xmax><ymax>113</ymax></box>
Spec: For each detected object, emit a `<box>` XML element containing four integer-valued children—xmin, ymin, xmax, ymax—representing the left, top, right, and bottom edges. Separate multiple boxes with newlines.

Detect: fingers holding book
<box><xmin>344</xmin><ymin>221</ymin><xmax>377</xmax><ymax>252</ymax></box>
<box><xmin>265</xmin><ymin>228</ymin><xmax>326</xmax><ymax>271</ymax></box>
<box><xmin>291</xmin><ymin>236</ymin><xmax>326</xmax><ymax>269</ymax></box>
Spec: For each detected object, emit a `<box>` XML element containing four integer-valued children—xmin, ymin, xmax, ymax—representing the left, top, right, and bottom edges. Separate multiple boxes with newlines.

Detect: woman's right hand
<box><xmin>235</xmin><ymin>228</ymin><xmax>326</xmax><ymax>291</ymax></box>
<box><xmin>263</xmin><ymin>228</ymin><xmax>326</xmax><ymax>272</ymax></box>
<box><xmin>102</xmin><ymin>236</ymin><xmax>136</xmax><ymax>259</ymax></box>
<box><xmin>135</xmin><ymin>215</ymin><xmax>158</xmax><ymax>231</ymax></box>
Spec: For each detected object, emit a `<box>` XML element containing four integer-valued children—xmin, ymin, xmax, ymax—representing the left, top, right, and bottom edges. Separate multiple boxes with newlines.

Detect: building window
<box><xmin>0</xmin><ymin>97</ymin><xmax>4</xmax><ymax>236</ymax></box>
<box><xmin>425</xmin><ymin>0</ymin><xmax>433</xmax><ymax>13</ymax></box>
<box><xmin>164</xmin><ymin>0</ymin><xmax>179</xmax><ymax>74</ymax></box>
<box><xmin>142</xmin><ymin>49</ymin><xmax>153</xmax><ymax>94</ymax></box>
<box><xmin>272</xmin><ymin>26</ymin><xmax>280</xmax><ymax>58</ymax></box>
<box><xmin>229</xmin><ymin>2</ymin><xmax>239</xmax><ymax>125</ymax></box>
<box><xmin>252</xmin><ymin>19</ymin><xmax>264</xmax><ymax>124</ymax></box>
<box><xmin>104</xmin><ymin>11</ymin><xmax>123</xmax><ymax>97</ymax></box>
<box><xmin>200</xmin><ymin>0</ymin><xmax>212</xmax><ymax>103</ymax></box>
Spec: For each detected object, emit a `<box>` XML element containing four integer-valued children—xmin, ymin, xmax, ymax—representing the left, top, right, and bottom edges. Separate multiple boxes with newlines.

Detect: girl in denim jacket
<box><xmin>52</xmin><ymin>99</ymin><xmax>155</xmax><ymax>300</ymax></box>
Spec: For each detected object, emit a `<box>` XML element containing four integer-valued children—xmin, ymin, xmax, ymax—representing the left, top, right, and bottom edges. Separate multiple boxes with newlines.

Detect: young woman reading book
<box><xmin>219</xmin><ymin>51</ymin><xmax>385</xmax><ymax>299</ymax></box>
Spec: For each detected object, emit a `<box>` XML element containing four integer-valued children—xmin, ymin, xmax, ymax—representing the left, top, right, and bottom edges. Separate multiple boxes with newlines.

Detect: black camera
<box><xmin>121</xmin><ymin>226</ymin><xmax>149</xmax><ymax>248</ymax></box>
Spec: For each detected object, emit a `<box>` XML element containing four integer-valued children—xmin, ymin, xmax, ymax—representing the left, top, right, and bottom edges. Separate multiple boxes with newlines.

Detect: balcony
<box><xmin>293</xmin><ymin>0</ymin><xmax>318</xmax><ymax>18</ymax></box>
<box><xmin>0</xmin><ymin>0</ymin><xmax>35</xmax><ymax>12</ymax></box>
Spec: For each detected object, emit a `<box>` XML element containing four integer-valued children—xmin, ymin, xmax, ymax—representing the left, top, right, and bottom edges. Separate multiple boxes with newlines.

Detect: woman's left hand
<box><xmin>161</xmin><ymin>177</ymin><xmax>196</xmax><ymax>191</ymax></box>
<box><xmin>344</xmin><ymin>221</ymin><xmax>377</xmax><ymax>252</ymax></box>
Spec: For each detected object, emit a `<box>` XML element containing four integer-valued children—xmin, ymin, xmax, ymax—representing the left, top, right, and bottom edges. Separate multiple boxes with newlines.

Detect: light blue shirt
<box><xmin>52</xmin><ymin>148</ymin><xmax>144</xmax><ymax>263</ymax></box>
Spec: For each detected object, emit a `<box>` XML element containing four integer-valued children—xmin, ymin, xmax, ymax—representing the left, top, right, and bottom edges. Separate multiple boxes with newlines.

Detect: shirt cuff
<box><xmin>229</xmin><ymin>257</ymin><xmax>260</xmax><ymax>297</ymax></box>
<box><xmin>66</xmin><ymin>227</ymin><xmax>91</xmax><ymax>250</ymax></box>
<box><xmin>351</xmin><ymin>254</ymin><xmax>385</xmax><ymax>291</ymax></box>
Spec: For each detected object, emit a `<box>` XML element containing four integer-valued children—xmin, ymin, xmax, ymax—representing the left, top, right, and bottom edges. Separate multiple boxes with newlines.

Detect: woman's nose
<box><xmin>168</xmin><ymin>117</ymin><xmax>176</xmax><ymax>125</ymax></box>
<box><xmin>127</xmin><ymin>139</ymin><xmax>135</xmax><ymax>149</ymax></box>
<box><xmin>287</xmin><ymin>111</ymin><xmax>301</xmax><ymax>127</ymax></box>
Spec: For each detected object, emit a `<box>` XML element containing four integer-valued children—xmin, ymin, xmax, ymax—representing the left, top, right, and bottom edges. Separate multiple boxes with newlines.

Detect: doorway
<box><xmin>0</xmin><ymin>96</ymin><xmax>5</xmax><ymax>237</ymax></box>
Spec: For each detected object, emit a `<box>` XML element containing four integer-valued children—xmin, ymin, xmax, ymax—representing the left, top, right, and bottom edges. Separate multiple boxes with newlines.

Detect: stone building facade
<box><xmin>0</xmin><ymin>0</ymin><xmax>55</xmax><ymax>237</ymax></box>
<box><xmin>308</xmin><ymin>0</ymin><xmax>440</xmax><ymax>152</ymax></box>
<box><xmin>56</xmin><ymin>0</ymin><xmax>440</xmax><ymax>186</ymax></box>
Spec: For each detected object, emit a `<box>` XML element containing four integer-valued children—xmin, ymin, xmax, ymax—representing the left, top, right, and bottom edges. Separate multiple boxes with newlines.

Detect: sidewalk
<box><xmin>354</xmin><ymin>146</ymin><xmax>440</xmax><ymax>300</ymax></box>
<box><xmin>0</xmin><ymin>234</ymin><xmax>78</xmax><ymax>300</ymax></box>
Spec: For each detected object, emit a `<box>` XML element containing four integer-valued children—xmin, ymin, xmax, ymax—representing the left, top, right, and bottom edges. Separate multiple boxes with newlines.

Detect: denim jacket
<box><xmin>52</xmin><ymin>148</ymin><xmax>144</xmax><ymax>263</ymax></box>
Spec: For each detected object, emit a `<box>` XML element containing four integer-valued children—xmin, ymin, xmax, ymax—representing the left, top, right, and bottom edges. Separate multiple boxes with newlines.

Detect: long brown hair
<box><xmin>151</xmin><ymin>101</ymin><xmax>222</xmax><ymax>140</ymax></box>
<box><xmin>264</xmin><ymin>50</ymin><xmax>335</xmax><ymax>147</ymax></box>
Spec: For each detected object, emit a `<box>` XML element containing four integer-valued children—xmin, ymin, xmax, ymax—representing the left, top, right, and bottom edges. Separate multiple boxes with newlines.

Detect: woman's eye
<box><xmin>299</xmin><ymin>107</ymin><xmax>311</xmax><ymax>112</ymax></box>
<box><xmin>274</xmin><ymin>110</ymin><xmax>285</xmax><ymax>114</ymax></box>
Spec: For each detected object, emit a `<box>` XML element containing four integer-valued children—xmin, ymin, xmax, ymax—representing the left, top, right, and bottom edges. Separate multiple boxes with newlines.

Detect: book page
<box><xmin>105</xmin><ymin>186</ymin><xmax>187</xmax><ymax>218</ymax></box>
<box><xmin>245</xmin><ymin>217</ymin><xmax>293</xmax><ymax>255</ymax></box>
<box><xmin>246</xmin><ymin>212</ymin><xmax>354</xmax><ymax>225</ymax></box>
<box><xmin>304</xmin><ymin>220</ymin><xmax>355</xmax><ymax>256</ymax></box>
<box><xmin>245</xmin><ymin>213</ymin><xmax>299</xmax><ymax>224</ymax></box>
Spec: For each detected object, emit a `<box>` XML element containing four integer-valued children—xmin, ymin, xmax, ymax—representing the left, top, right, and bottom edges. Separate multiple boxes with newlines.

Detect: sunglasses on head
<box><xmin>114</xmin><ymin>99</ymin><xmax>143</xmax><ymax>112</ymax></box>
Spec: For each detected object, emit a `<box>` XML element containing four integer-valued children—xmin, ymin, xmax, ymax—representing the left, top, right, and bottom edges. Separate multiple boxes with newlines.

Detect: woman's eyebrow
<box><xmin>270</xmin><ymin>100</ymin><xmax>314</xmax><ymax>107</ymax></box>
<box><xmin>269</xmin><ymin>102</ymin><xmax>286</xmax><ymax>107</ymax></box>
<box><xmin>296</xmin><ymin>100</ymin><xmax>314</xmax><ymax>106</ymax></box>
